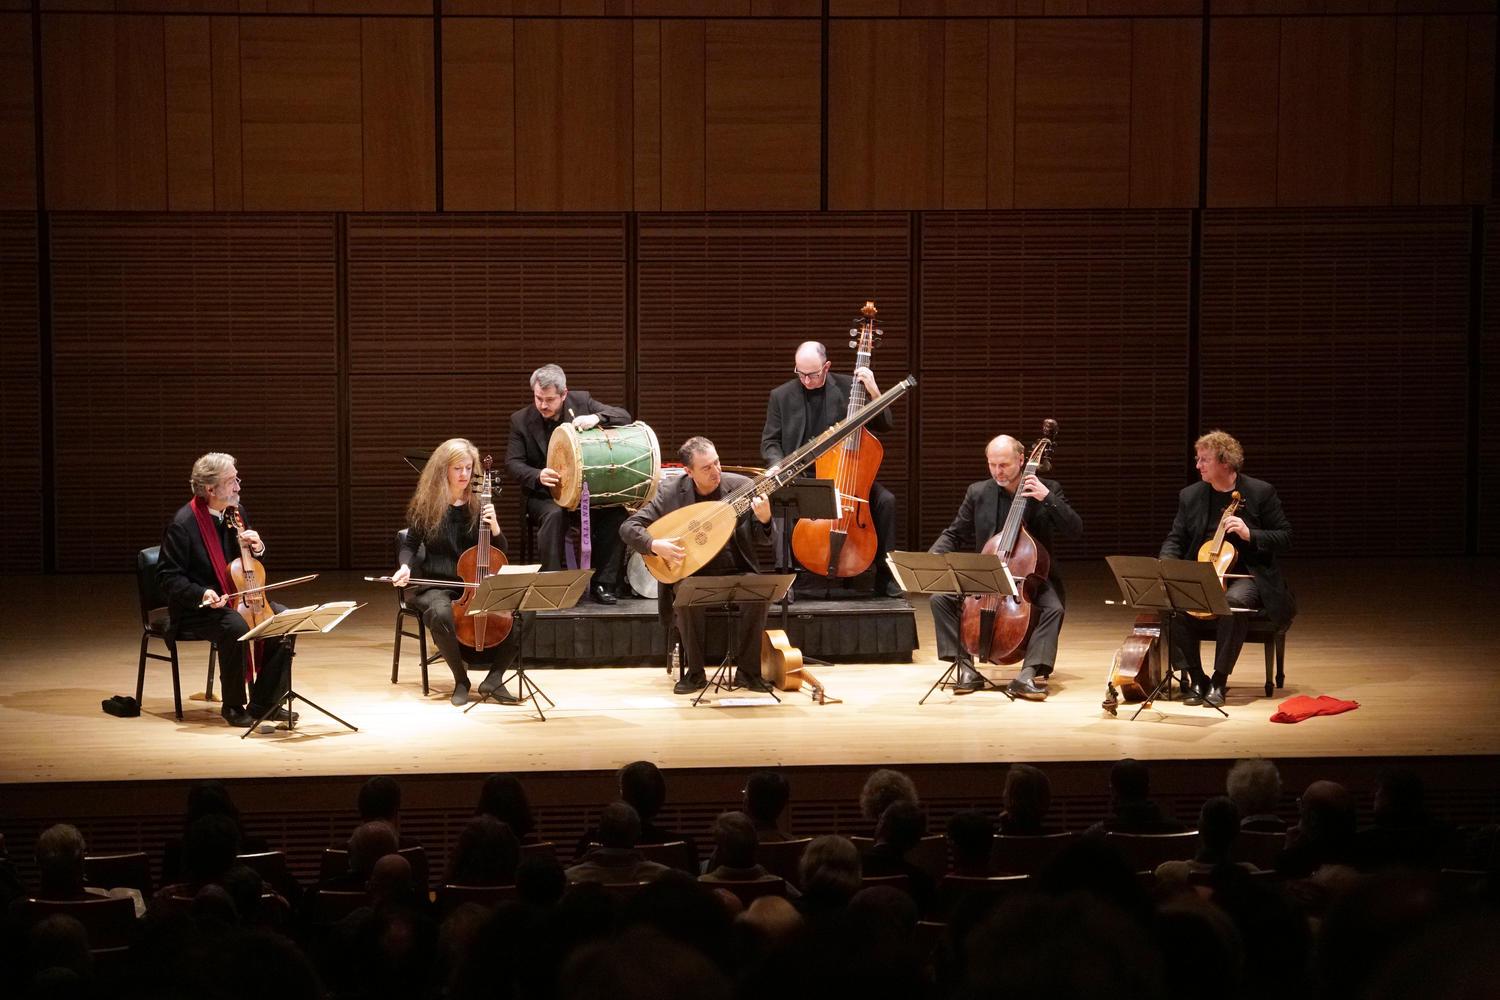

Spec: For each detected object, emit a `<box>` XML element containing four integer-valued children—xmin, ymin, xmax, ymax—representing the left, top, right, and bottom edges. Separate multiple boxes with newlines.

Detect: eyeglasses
<box><xmin>794</xmin><ymin>368</ymin><xmax>826</xmax><ymax>381</ymax></box>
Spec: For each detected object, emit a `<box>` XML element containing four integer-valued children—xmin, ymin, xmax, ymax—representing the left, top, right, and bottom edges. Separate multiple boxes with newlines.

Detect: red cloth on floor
<box><xmin>1270</xmin><ymin>695</ymin><xmax>1360</xmax><ymax>724</ymax></box>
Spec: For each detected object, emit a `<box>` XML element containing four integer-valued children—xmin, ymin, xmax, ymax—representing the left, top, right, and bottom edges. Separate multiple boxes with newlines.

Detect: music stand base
<box><xmin>919</xmin><ymin>661</ymin><xmax>1012</xmax><ymax>705</ymax></box>
<box><xmin>240</xmin><ymin>689</ymin><xmax>358</xmax><ymax>739</ymax></box>
<box><xmin>1127</xmin><ymin>669</ymin><xmax>1228</xmax><ymax>721</ymax></box>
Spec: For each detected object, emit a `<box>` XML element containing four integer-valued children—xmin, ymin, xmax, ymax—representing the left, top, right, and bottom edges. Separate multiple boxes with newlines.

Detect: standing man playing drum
<box><xmin>505</xmin><ymin>364</ymin><xmax>632</xmax><ymax>604</ymax></box>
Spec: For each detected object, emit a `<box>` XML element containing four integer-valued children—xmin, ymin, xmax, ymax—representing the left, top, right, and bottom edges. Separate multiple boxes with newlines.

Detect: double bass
<box><xmin>452</xmin><ymin>456</ymin><xmax>513</xmax><ymax>650</ymax></box>
<box><xmin>791</xmin><ymin>301</ymin><xmax>885</xmax><ymax>578</ymax></box>
<box><xmin>959</xmin><ymin>419</ymin><xmax>1058</xmax><ymax>665</ymax></box>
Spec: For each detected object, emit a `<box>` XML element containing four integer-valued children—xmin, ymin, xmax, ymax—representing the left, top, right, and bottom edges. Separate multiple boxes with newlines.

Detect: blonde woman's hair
<box><xmin>190</xmin><ymin>453</ymin><xmax>236</xmax><ymax>498</ymax></box>
<box><xmin>407</xmin><ymin>438</ymin><xmax>482</xmax><ymax>541</ymax></box>
<box><xmin>1195</xmin><ymin>430</ymin><xmax>1244</xmax><ymax>471</ymax></box>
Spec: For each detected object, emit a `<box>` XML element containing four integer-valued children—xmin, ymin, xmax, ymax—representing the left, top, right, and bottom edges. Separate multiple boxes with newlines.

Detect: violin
<box><xmin>452</xmin><ymin>455</ymin><xmax>513</xmax><ymax>651</ymax></box>
<box><xmin>959</xmin><ymin>419</ymin><xmax>1058</xmax><ymax>665</ymax></box>
<box><xmin>1102</xmin><ymin>614</ymin><xmax>1162</xmax><ymax>715</ymax></box>
<box><xmin>226</xmin><ymin>506</ymin><xmax>274</xmax><ymax>678</ymax></box>
<box><xmin>791</xmin><ymin>301</ymin><xmax>886</xmax><ymax>579</ymax></box>
<box><xmin>1188</xmin><ymin>490</ymin><xmax>1243</xmax><ymax>619</ymax></box>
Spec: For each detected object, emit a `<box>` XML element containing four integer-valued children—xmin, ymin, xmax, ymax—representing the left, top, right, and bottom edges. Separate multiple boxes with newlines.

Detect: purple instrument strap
<box><xmin>579</xmin><ymin>481</ymin><xmax>592</xmax><ymax>569</ymax></box>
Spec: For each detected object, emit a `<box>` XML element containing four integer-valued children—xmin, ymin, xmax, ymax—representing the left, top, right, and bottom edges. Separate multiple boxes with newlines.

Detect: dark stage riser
<box><xmin>521</xmin><ymin>596</ymin><xmax>918</xmax><ymax>664</ymax></box>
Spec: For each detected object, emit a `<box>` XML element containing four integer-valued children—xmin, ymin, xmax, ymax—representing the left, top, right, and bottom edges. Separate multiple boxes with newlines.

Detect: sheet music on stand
<box><xmin>673</xmin><ymin>574</ymin><xmax>795</xmax><ymax>707</ymax></box>
<box><xmin>238</xmin><ymin>601</ymin><xmax>365</xmax><ymax>738</ymax></box>
<box><xmin>462</xmin><ymin>567</ymin><xmax>591</xmax><ymax>720</ymax></box>
<box><xmin>1103</xmin><ymin>556</ymin><xmax>1233</xmax><ymax>720</ymax></box>
<box><xmin>886</xmin><ymin>552</ymin><xmax>1017</xmax><ymax>704</ymax></box>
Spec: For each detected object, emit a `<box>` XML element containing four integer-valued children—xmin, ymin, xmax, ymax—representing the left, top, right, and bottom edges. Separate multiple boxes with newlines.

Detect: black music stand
<box><xmin>887</xmin><ymin>552</ymin><xmax>1018</xmax><ymax>705</ymax></box>
<box><xmin>461</xmin><ymin>567</ymin><xmax>592</xmax><ymax>721</ymax></box>
<box><xmin>1104</xmin><ymin>556</ymin><xmax>1235</xmax><ymax>720</ymax></box>
<box><xmin>670</xmin><ymin>574</ymin><xmax>796</xmax><ymax>707</ymax></box>
<box><xmin>238</xmin><ymin>602</ymin><xmax>363</xmax><ymax>738</ymax></box>
<box><xmin>769</xmin><ymin>477</ymin><xmax>838</xmax><ymax>663</ymax></box>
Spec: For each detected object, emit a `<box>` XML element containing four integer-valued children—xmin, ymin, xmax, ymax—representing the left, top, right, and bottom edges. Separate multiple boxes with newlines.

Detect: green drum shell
<box><xmin>547</xmin><ymin>421</ymin><xmax>662</xmax><ymax>511</ymax></box>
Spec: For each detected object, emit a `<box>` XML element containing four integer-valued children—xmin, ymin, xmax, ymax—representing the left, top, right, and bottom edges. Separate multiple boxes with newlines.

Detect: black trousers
<box><xmin>780</xmin><ymin>480</ymin><xmax>898</xmax><ymax>580</ymax></box>
<box><xmin>408</xmin><ymin>587</ymin><xmax>520</xmax><ymax>686</ymax></box>
<box><xmin>675</xmin><ymin>599</ymin><xmax>770</xmax><ymax>680</ymax></box>
<box><xmin>526</xmin><ymin>495</ymin><xmax>626</xmax><ymax>591</ymax></box>
<box><xmin>930</xmin><ymin>580</ymin><xmax>1066</xmax><ymax>677</ymax></box>
<box><xmin>1168</xmin><ymin>577</ymin><xmax>1260</xmax><ymax>683</ymax></box>
<box><xmin>174</xmin><ymin>606</ymin><xmax>291</xmax><ymax>710</ymax></box>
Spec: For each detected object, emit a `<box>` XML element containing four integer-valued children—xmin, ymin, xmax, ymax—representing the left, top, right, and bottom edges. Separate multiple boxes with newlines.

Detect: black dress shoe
<box><xmin>1006</xmin><ymin>677</ymin><xmax>1048</xmax><ymax>701</ymax></box>
<box><xmin>258</xmin><ymin>705</ymin><xmax>298</xmax><ymax>723</ymax></box>
<box><xmin>673</xmin><ymin>672</ymin><xmax>707</xmax><ymax>695</ymax></box>
<box><xmin>222</xmin><ymin>706</ymin><xmax>255</xmax><ymax>727</ymax></box>
<box><xmin>953</xmin><ymin>662</ymin><xmax>985</xmax><ymax>693</ymax></box>
<box><xmin>1204</xmin><ymin>684</ymin><xmax>1227</xmax><ymax>708</ymax></box>
<box><xmin>877</xmin><ymin>577</ymin><xmax>904</xmax><ymax>599</ymax></box>
<box><xmin>733</xmin><ymin>672</ymin><xmax>772</xmax><ymax>693</ymax></box>
<box><xmin>450</xmin><ymin>682</ymin><xmax>471</xmax><ymax>707</ymax></box>
<box><xmin>1181</xmin><ymin>677</ymin><xmax>1207</xmax><ymax>706</ymax></box>
<box><xmin>591</xmin><ymin>584</ymin><xmax>618</xmax><ymax>605</ymax></box>
<box><xmin>478</xmin><ymin>670</ymin><xmax>520</xmax><ymax>705</ymax></box>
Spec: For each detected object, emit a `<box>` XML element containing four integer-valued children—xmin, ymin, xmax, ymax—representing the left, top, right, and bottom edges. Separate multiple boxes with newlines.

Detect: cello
<box><xmin>452</xmin><ymin>455</ymin><xmax>513</xmax><ymax>651</ymax></box>
<box><xmin>959</xmin><ymin>419</ymin><xmax>1058</xmax><ymax>665</ymax></box>
<box><xmin>791</xmin><ymin>301</ymin><xmax>885</xmax><ymax>578</ymax></box>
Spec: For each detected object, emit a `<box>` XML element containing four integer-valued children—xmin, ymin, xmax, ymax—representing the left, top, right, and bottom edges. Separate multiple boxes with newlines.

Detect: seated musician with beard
<box><xmin>620</xmin><ymin>437</ymin><xmax>775</xmax><ymax>694</ymax></box>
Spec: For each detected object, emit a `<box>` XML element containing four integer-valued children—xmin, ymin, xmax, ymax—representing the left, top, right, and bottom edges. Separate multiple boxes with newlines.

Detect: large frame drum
<box><xmin>547</xmin><ymin>421</ymin><xmax>662</xmax><ymax>511</ymax></box>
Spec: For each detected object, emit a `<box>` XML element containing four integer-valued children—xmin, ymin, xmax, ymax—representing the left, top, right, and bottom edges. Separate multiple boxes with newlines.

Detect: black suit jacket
<box><xmin>620</xmin><ymin>472</ymin><xmax>776</xmax><ymax>624</ymax></box>
<box><xmin>157</xmin><ymin>501</ymin><xmax>250</xmax><ymax>618</ymax></box>
<box><xmin>929</xmin><ymin>478</ymin><xmax>1083</xmax><ymax>591</ymax></box>
<box><xmin>505</xmin><ymin>390</ymin><xmax>631</xmax><ymax>500</ymax></box>
<box><xmin>1158</xmin><ymin>474</ymin><xmax>1295</xmax><ymax>628</ymax></box>
<box><xmin>761</xmin><ymin>373</ymin><xmax>894</xmax><ymax>466</ymax></box>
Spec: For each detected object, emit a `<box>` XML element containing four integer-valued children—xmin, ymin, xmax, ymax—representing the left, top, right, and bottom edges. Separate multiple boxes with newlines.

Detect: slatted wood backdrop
<box><xmin>346</xmin><ymin>213</ymin><xmax>627</xmax><ymax>567</ymax></box>
<box><xmin>47</xmin><ymin>214</ymin><xmax>340</xmax><ymax>571</ymax></box>
<box><xmin>1199</xmin><ymin>208</ymin><xmax>1473</xmax><ymax>556</ymax></box>
<box><xmin>1483</xmin><ymin>204</ymin><xmax>1498</xmax><ymax>556</ymax></box>
<box><xmin>0</xmin><ymin>214</ymin><xmax>41</xmax><ymax>573</ymax></box>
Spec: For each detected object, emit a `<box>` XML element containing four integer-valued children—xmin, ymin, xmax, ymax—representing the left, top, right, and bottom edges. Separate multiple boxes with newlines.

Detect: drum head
<box><xmin>546</xmin><ymin>423</ymin><xmax>584</xmax><ymax>510</ymax></box>
<box><xmin>626</xmin><ymin>551</ymin><xmax>658</xmax><ymax>600</ymax></box>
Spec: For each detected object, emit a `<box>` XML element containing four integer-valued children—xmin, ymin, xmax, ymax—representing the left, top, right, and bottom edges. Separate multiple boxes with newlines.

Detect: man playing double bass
<box><xmin>1159</xmin><ymin>431</ymin><xmax>1294</xmax><ymax>708</ymax></box>
<box><xmin>505</xmin><ymin>364</ymin><xmax>631</xmax><ymax>605</ymax></box>
<box><xmin>156</xmin><ymin>453</ymin><xmax>293</xmax><ymax>728</ymax></box>
<box><xmin>620</xmin><ymin>437</ymin><xmax>776</xmax><ymax>695</ymax></box>
<box><xmin>928</xmin><ymin>435</ymin><xmax>1083</xmax><ymax>700</ymax></box>
<box><xmin>761</xmin><ymin>341</ymin><xmax>901</xmax><ymax>597</ymax></box>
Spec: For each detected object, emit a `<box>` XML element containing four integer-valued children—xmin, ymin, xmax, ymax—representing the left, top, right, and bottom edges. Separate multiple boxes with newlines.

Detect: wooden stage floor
<box><xmin>1</xmin><ymin>558</ymin><xmax>1497</xmax><ymax>787</ymax></box>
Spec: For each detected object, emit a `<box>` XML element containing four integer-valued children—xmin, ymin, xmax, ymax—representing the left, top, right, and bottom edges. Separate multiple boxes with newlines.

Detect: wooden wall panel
<box><xmin>441</xmin><ymin>18</ymin><xmax>516</xmax><ymax>211</ymax></box>
<box><xmin>1461</xmin><ymin>15</ymin><xmax>1494</xmax><ymax>202</ymax></box>
<box><xmin>165</xmin><ymin>17</ymin><xmax>215</xmax><ymax>210</ymax></box>
<box><xmin>1277</xmin><ymin>17</ymin><xmax>1394</xmax><ymax>205</ymax></box>
<box><xmin>1013</xmin><ymin>19</ymin><xmax>1132</xmax><ymax>207</ymax></box>
<box><xmin>986</xmin><ymin>19</ymin><xmax>1016</xmax><ymax>208</ymax></box>
<box><xmin>0</xmin><ymin>15</ymin><xmax>36</xmax><ymax>209</ymax></box>
<box><xmin>0</xmin><ymin>215</ymin><xmax>41</xmax><ymax>572</ymax></box>
<box><xmin>210</xmin><ymin>17</ymin><xmax>243</xmax><ymax>209</ymax></box>
<box><xmin>829</xmin><ymin>19</ymin><xmax>945</xmax><ymax>209</ymax></box>
<box><xmin>42</xmin><ymin>14</ymin><xmax>167</xmax><ymax>210</ymax></box>
<box><xmin>660</xmin><ymin>19</ymin><xmax>705</xmax><ymax>210</ymax></box>
<box><xmin>1482</xmin><ymin>204</ymin><xmax>1499</xmax><ymax>554</ymax></box>
<box><xmin>48</xmin><ymin>214</ymin><xmax>339</xmax><ymax>570</ymax></box>
<box><xmin>919</xmin><ymin>211</ymin><xmax>1191</xmax><ymax>557</ymax></box>
<box><xmin>1392</xmin><ymin>16</ymin><xmax>1424</xmax><ymax>203</ymax></box>
<box><xmin>1417</xmin><ymin>15</ymin><xmax>1467</xmax><ymax>204</ymax></box>
<box><xmin>1206</xmin><ymin>18</ymin><xmax>1280</xmax><ymax>207</ymax></box>
<box><xmin>703</xmin><ymin>19</ymin><xmax>820</xmax><ymax>209</ymax></box>
<box><xmin>943</xmin><ymin>19</ymin><xmax>989</xmax><ymax>209</ymax></box>
<box><xmin>344</xmin><ymin>212</ymin><xmax>627</xmax><ymax>564</ymax></box>
<box><xmin>239</xmin><ymin>17</ymin><xmax>363</xmax><ymax>209</ymax></box>
<box><xmin>632</xmin><ymin>20</ymin><xmax>661</xmax><ymax>210</ymax></box>
<box><xmin>514</xmin><ymin>19</ymin><xmax>634</xmax><ymax>210</ymax></box>
<box><xmin>1129</xmin><ymin>18</ymin><xmax>1200</xmax><ymax>207</ymax></box>
<box><xmin>636</xmin><ymin>213</ymin><xmax>912</xmax><ymax>494</ymax></box>
<box><xmin>1200</xmin><ymin>209</ymin><xmax>1471</xmax><ymax>555</ymax></box>
<box><xmin>362</xmin><ymin>18</ymin><xmax>436</xmax><ymax>210</ymax></box>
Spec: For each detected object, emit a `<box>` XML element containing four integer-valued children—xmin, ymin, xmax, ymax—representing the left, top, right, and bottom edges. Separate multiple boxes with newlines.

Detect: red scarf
<box><xmin>1270</xmin><ymin>695</ymin><xmax>1360</xmax><ymax>724</ymax></box>
<box><xmin>191</xmin><ymin>496</ymin><xmax>258</xmax><ymax>679</ymax></box>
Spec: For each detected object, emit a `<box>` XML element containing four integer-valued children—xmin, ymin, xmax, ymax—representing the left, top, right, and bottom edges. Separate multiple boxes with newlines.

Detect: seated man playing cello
<box><xmin>620</xmin><ymin>437</ymin><xmax>775</xmax><ymax>694</ymax></box>
<box><xmin>157</xmin><ymin>453</ymin><xmax>293</xmax><ymax>728</ymax></box>
<box><xmin>1159</xmin><ymin>430</ymin><xmax>1294</xmax><ymax>707</ymax></box>
<box><xmin>928</xmin><ymin>435</ymin><xmax>1082</xmax><ymax>700</ymax></box>
<box><xmin>389</xmin><ymin>438</ymin><xmax>520</xmax><ymax>707</ymax></box>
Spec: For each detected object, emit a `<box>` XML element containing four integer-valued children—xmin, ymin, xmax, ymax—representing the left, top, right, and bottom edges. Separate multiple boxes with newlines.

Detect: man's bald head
<box><xmin>985</xmin><ymin>435</ymin><xmax>1026</xmax><ymax>488</ymax></box>
<box><xmin>793</xmin><ymin>343</ymin><xmax>831</xmax><ymax>389</ymax></box>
